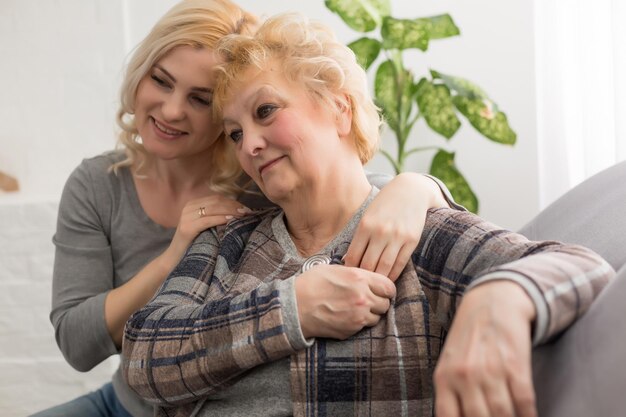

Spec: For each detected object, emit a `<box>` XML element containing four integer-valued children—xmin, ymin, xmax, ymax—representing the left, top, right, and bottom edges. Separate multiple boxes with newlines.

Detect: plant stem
<box><xmin>404</xmin><ymin>146</ymin><xmax>443</xmax><ymax>158</ymax></box>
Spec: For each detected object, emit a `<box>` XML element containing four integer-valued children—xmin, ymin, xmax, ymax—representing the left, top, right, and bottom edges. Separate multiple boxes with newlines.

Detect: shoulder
<box><xmin>72</xmin><ymin>150</ymin><xmax>125</xmax><ymax>179</ymax></box>
<box><xmin>422</xmin><ymin>207</ymin><xmax>507</xmax><ymax>244</ymax></box>
<box><xmin>224</xmin><ymin>208</ymin><xmax>281</xmax><ymax>240</ymax></box>
<box><xmin>59</xmin><ymin>150</ymin><xmax>127</xmax><ymax>223</ymax></box>
<box><xmin>189</xmin><ymin>208</ymin><xmax>281</xmax><ymax>264</ymax></box>
<box><xmin>65</xmin><ymin>150</ymin><xmax>128</xmax><ymax>196</ymax></box>
<box><xmin>194</xmin><ymin>208</ymin><xmax>281</xmax><ymax>246</ymax></box>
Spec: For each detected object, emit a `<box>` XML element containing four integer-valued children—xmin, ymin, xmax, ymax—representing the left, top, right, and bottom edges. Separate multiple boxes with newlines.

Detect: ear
<box><xmin>335</xmin><ymin>94</ymin><xmax>353</xmax><ymax>137</ymax></box>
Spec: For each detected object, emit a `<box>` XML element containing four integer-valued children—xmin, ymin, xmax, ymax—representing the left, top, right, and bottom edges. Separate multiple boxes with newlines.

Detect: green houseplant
<box><xmin>325</xmin><ymin>0</ymin><xmax>517</xmax><ymax>212</ymax></box>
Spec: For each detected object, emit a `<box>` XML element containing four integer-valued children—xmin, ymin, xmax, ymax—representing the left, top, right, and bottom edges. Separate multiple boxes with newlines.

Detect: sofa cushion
<box><xmin>518</xmin><ymin>160</ymin><xmax>626</xmax><ymax>271</ymax></box>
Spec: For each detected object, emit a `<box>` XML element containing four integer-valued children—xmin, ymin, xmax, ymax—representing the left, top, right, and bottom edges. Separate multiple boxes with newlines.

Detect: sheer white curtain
<box><xmin>535</xmin><ymin>0</ymin><xmax>626</xmax><ymax>208</ymax></box>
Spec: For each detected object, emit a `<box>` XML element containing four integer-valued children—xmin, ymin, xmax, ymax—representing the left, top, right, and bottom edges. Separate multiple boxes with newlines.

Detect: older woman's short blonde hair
<box><xmin>112</xmin><ymin>0</ymin><xmax>257</xmax><ymax>195</ymax></box>
<box><xmin>213</xmin><ymin>13</ymin><xmax>382</xmax><ymax>164</ymax></box>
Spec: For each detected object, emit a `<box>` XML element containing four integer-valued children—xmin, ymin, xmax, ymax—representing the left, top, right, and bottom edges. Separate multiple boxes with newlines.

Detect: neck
<box><xmin>281</xmin><ymin>158</ymin><xmax>371</xmax><ymax>257</ymax></box>
<box><xmin>137</xmin><ymin>150</ymin><xmax>215</xmax><ymax>194</ymax></box>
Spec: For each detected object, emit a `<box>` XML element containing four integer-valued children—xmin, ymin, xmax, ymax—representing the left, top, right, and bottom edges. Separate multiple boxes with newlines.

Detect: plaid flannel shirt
<box><xmin>123</xmin><ymin>207</ymin><xmax>613</xmax><ymax>417</ymax></box>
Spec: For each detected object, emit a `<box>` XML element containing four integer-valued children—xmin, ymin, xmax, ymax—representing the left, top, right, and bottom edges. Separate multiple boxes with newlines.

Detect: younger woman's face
<box><xmin>134</xmin><ymin>45</ymin><xmax>222</xmax><ymax>161</ymax></box>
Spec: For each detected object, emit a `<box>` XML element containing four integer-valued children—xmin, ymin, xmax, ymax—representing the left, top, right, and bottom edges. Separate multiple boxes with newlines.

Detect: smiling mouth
<box><xmin>152</xmin><ymin>117</ymin><xmax>187</xmax><ymax>136</ymax></box>
<box><xmin>259</xmin><ymin>156</ymin><xmax>285</xmax><ymax>175</ymax></box>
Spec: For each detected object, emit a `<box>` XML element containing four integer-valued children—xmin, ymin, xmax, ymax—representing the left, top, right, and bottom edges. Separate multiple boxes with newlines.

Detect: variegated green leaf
<box><xmin>427</xmin><ymin>14</ymin><xmax>460</xmax><ymax>39</ymax></box>
<box><xmin>374</xmin><ymin>60</ymin><xmax>415</xmax><ymax>132</ymax></box>
<box><xmin>416</xmin><ymin>78</ymin><xmax>461</xmax><ymax>139</ymax></box>
<box><xmin>348</xmin><ymin>37</ymin><xmax>382</xmax><ymax>70</ymax></box>
<box><xmin>429</xmin><ymin>150</ymin><xmax>478</xmax><ymax>213</ymax></box>
<box><xmin>431</xmin><ymin>70</ymin><xmax>490</xmax><ymax>102</ymax></box>
<box><xmin>382</xmin><ymin>16</ymin><xmax>430</xmax><ymax>51</ymax></box>
<box><xmin>325</xmin><ymin>0</ymin><xmax>391</xmax><ymax>32</ymax></box>
<box><xmin>452</xmin><ymin>96</ymin><xmax>516</xmax><ymax>145</ymax></box>
<box><xmin>381</xmin><ymin>15</ymin><xmax>459</xmax><ymax>51</ymax></box>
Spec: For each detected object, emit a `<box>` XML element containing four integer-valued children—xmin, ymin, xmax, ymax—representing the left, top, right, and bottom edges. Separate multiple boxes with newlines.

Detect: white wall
<box><xmin>0</xmin><ymin>1</ymin><xmax>538</xmax><ymax>415</ymax></box>
<box><xmin>0</xmin><ymin>0</ymin><xmax>539</xmax><ymax>228</ymax></box>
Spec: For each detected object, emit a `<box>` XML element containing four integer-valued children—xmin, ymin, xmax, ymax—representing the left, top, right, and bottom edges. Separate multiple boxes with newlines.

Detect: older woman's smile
<box><xmin>259</xmin><ymin>155</ymin><xmax>286</xmax><ymax>175</ymax></box>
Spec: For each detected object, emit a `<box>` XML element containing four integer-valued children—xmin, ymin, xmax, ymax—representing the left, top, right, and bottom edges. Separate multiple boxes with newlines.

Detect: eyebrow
<box><xmin>154</xmin><ymin>64</ymin><xmax>213</xmax><ymax>94</ymax></box>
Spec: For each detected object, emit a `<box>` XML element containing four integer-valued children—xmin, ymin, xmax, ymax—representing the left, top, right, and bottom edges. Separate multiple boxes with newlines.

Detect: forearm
<box><xmin>418</xmin><ymin>209</ymin><xmax>614</xmax><ymax>343</ymax></box>
<box><xmin>123</xmin><ymin>276</ymin><xmax>303</xmax><ymax>405</ymax></box>
<box><xmin>104</xmin><ymin>250</ymin><xmax>178</xmax><ymax>347</ymax></box>
<box><xmin>366</xmin><ymin>171</ymin><xmax>456</xmax><ymax>210</ymax></box>
<box><xmin>467</xmin><ymin>244</ymin><xmax>614</xmax><ymax>343</ymax></box>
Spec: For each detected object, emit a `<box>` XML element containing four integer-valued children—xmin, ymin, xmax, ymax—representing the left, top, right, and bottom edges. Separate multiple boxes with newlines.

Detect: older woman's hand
<box><xmin>295</xmin><ymin>264</ymin><xmax>396</xmax><ymax>340</ymax></box>
<box><xmin>433</xmin><ymin>281</ymin><xmax>538</xmax><ymax>417</ymax></box>
<box><xmin>344</xmin><ymin>173</ymin><xmax>449</xmax><ymax>280</ymax></box>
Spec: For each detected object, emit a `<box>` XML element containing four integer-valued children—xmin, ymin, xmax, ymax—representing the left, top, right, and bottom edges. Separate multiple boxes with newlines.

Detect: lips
<box><xmin>258</xmin><ymin>156</ymin><xmax>286</xmax><ymax>175</ymax></box>
<box><xmin>151</xmin><ymin>117</ymin><xmax>187</xmax><ymax>138</ymax></box>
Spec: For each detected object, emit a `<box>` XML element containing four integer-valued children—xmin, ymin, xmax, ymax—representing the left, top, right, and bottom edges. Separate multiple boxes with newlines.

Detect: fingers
<box><xmin>342</xmin><ymin>225</ymin><xmax>368</xmax><ymax>268</ymax></box>
<box><xmin>184</xmin><ymin>195</ymin><xmax>250</xmax><ymax>217</ymax></box>
<box><xmin>481</xmin><ymin>374</ymin><xmax>516</xmax><ymax>417</ymax></box>
<box><xmin>344</xmin><ymin>220</ymin><xmax>419</xmax><ymax>281</ymax></box>
<box><xmin>388</xmin><ymin>243</ymin><xmax>415</xmax><ymax>281</ymax></box>
<box><xmin>295</xmin><ymin>266</ymin><xmax>395</xmax><ymax>339</ymax></box>
<box><xmin>367</xmin><ymin>273</ymin><xmax>397</xmax><ymax>299</ymax></box>
<box><xmin>434</xmin><ymin>381</ymin><xmax>461</xmax><ymax>417</ymax></box>
<box><xmin>434</xmin><ymin>281</ymin><xmax>538</xmax><ymax>417</ymax></box>
<box><xmin>508</xmin><ymin>365</ymin><xmax>537</xmax><ymax>417</ymax></box>
<box><xmin>368</xmin><ymin>294</ymin><xmax>391</xmax><ymax>315</ymax></box>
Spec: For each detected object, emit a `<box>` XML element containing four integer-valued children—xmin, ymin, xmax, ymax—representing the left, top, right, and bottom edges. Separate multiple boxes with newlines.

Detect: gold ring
<box><xmin>198</xmin><ymin>206</ymin><xmax>206</xmax><ymax>217</ymax></box>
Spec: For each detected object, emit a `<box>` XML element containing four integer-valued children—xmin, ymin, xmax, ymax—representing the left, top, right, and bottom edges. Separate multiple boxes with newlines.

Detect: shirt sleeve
<box><xmin>122</xmin><ymin>225</ymin><xmax>309</xmax><ymax>407</ymax></box>
<box><xmin>51</xmin><ymin>160</ymin><xmax>119</xmax><ymax>372</ymax></box>
<box><xmin>417</xmin><ymin>208</ymin><xmax>614</xmax><ymax>344</ymax></box>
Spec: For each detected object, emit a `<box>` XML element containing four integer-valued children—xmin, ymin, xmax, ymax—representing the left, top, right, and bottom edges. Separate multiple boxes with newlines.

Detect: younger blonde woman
<box><xmin>33</xmin><ymin>1</ymin><xmax>456</xmax><ymax>416</ymax></box>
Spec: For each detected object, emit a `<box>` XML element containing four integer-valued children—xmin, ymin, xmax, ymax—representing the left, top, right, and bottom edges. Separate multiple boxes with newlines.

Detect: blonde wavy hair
<box><xmin>213</xmin><ymin>13</ymin><xmax>382</xmax><ymax>164</ymax></box>
<box><xmin>112</xmin><ymin>0</ymin><xmax>257</xmax><ymax>195</ymax></box>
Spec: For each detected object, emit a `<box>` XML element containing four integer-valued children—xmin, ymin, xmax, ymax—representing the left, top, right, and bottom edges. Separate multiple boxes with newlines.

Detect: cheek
<box><xmin>270</xmin><ymin>115</ymin><xmax>302</xmax><ymax>147</ymax></box>
<box><xmin>135</xmin><ymin>80</ymin><xmax>155</xmax><ymax>108</ymax></box>
<box><xmin>193</xmin><ymin>113</ymin><xmax>221</xmax><ymax>137</ymax></box>
<box><xmin>235</xmin><ymin>150</ymin><xmax>256</xmax><ymax>177</ymax></box>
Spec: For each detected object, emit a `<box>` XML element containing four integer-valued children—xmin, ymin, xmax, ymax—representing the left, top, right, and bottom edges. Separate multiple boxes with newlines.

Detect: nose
<box><xmin>240</xmin><ymin>128</ymin><xmax>266</xmax><ymax>156</ymax></box>
<box><xmin>161</xmin><ymin>93</ymin><xmax>185</xmax><ymax>121</ymax></box>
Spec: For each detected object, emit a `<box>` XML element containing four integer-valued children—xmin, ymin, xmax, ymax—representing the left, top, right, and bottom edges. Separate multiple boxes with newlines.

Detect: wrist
<box><xmin>157</xmin><ymin>248</ymin><xmax>180</xmax><ymax>276</ymax></box>
<box><xmin>464</xmin><ymin>280</ymin><xmax>537</xmax><ymax>323</ymax></box>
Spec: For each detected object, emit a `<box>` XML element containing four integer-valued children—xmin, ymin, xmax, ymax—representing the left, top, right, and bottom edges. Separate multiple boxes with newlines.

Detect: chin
<box><xmin>261</xmin><ymin>184</ymin><xmax>292</xmax><ymax>205</ymax></box>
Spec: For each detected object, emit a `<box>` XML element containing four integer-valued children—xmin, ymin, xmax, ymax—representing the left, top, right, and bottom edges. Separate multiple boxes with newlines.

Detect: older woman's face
<box><xmin>222</xmin><ymin>67</ymin><xmax>343</xmax><ymax>202</ymax></box>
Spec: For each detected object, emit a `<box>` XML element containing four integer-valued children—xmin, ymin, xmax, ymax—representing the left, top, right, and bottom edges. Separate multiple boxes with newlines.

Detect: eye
<box><xmin>151</xmin><ymin>74</ymin><xmax>169</xmax><ymax>88</ymax></box>
<box><xmin>228</xmin><ymin>129</ymin><xmax>243</xmax><ymax>143</ymax></box>
<box><xmin>256</xmin><ymin>104</ymin><xmax>277</xmax><ymax>119</ymax></box>
<box><xmin>192</xmin><ymin>95</ymin><xmax>212</xmax><ymax>107</ymax></box>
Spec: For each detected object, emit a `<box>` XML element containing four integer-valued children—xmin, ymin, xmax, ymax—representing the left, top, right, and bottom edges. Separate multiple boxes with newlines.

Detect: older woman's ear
<box><xmin>335</xmin><ymin>94</ymin><xmax>353</xmax><ymax>137</ymax></box>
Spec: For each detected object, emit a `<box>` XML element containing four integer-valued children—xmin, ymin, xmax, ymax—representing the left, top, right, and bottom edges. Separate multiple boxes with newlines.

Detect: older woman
<box><xmin>122</xmin><ymin>14</ymin><xmax>614</xmax><ymax>417</ymax></box>
<box><xmin>35</xmin><ymin>2</ymin><xmax>458</xmax><ymax>416</ymax></box>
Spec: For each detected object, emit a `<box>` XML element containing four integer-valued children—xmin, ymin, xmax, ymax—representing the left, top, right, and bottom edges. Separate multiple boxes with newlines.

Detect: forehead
<box><xmin>222</xmin><ymin>66</ymin><xmax>294</xmax><ymax>117</ymax></box>
<box><xmin>156</xmin><ymin>45</ymin><xmax>221</xmax><ymax>79</ymax></box>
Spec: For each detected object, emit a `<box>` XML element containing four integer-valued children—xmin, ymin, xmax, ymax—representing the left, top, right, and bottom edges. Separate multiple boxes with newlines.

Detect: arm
<box><xmin>416</xmin><ymin>208</ymin><xmax>614</xmax><ymax>417</ymax></box>
<box><xmin>122</xmin><ymin>217</ymin><xmax>397</xmax><ymax>406</ymax></box>
<box><xmin>104</xmin><ymin>194</ymin><xmax>246</xmax><ymax>346</ymax></box>
<box><xmin>52</xmin><ymin>160</ymin><xmax>246</xmax><ymax>372</ymax></box>
<box><xmin>345</xmin><ymin>172</ymin><xmax>462</xmax><ymax>280</ymax></box>
<box><xmin>51</xmin><ymin>162</ymin><xmax>122</xmax><ymax>371</ymax></box>
<box><xmin>122</xmin><ymin>222</ymin><xmax>307</xmax><ymax>406</ymax></box>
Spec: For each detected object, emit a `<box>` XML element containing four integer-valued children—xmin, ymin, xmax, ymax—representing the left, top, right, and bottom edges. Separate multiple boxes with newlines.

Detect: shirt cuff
<box><xmin>276</xmin><ymin>277</ymin><xmax>315</xmax><ymax>351</ymax></box>
<box><xmin>465</xmin><ymin>271</ymin><xmax>549</xmax><ymax>346</ymax></box>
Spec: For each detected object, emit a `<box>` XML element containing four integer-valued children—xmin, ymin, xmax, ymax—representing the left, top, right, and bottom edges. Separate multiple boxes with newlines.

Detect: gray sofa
<box><xmin>519</xmin><ymin>161</ymin><xmax>626</xmax><ymax>417</ymax></box>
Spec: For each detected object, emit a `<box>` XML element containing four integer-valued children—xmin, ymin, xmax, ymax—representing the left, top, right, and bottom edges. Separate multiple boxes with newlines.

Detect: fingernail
<box><xmin>225</xmin><ymin>215</ymin><xmax>234</xmax><ymax>220</ymax></box>
<box><xmin>237</xmin><ymin>207</ymin><xmax>253</xmax><ymax>214</ymax></box>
